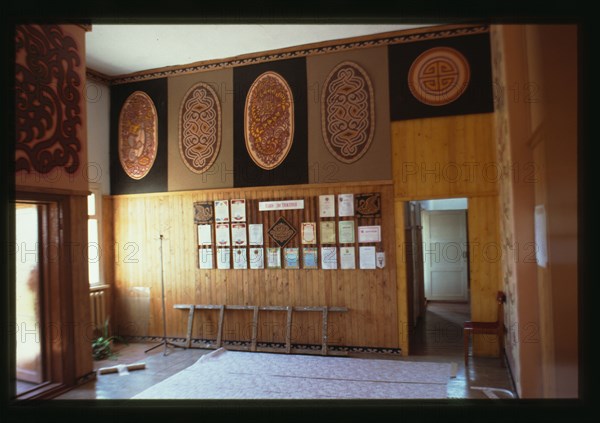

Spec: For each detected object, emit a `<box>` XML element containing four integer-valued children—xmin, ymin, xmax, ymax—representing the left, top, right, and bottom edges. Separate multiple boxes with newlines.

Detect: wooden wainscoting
<box><xmin>109</xmin><ymin>181</ymin><xmax>400</xmax><ymax>351</ymax></box>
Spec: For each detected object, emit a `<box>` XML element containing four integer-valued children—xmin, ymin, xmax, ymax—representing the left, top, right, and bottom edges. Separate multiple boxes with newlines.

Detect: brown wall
<box><xmin>306</xmin><ymin>47</ymin><xmax>392</xmax><ymax>184</ymax></box>
<box><xmin>491</xmin><ymin>24</ymin><xmax>541</xmax><ymax>397</ymax></box>
<box><xmin>110</xmin><ymin>181</ymin><xmax>400</xmax><ymax>350</ymax></box>
<box><xmin>167</xmin><ymin>69</ymin><xmax>234</xmax><ymax>191</ymax></box>
<box><xmin>391</xmin><ymin>113</ymin><xmax>503</xmax><ymax>357</ymax></box>
<box><xmin>529</xmin><ymin>24</ymin><xmax>578</xmax><ymax>399</ymax></box>
<box><xmin>492</xmin><ymin>24</ymin><xmax>578</xmax><ymax>398</ymax></box>
<box><xmin>16</xmin><ymin>25</ymin><xmax>89</xmax><ymax>194</ymax></box>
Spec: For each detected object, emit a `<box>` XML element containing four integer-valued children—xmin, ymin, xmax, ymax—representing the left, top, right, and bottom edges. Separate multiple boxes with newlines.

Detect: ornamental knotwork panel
<box><xmin>267</xmin><ymin>216</ymin><xmax>297</xmax><ymax>248</ymax></box>
<box><xmin>408</xmin><ymin>47</ymin><xmax>471</xmax><ymax>106</ymax></box>
<box><xmin>179</xmin><ymin>82</ymin><xmax>222</xmax><ymax>174</ymax></box>
<box><xmin>355</xmin><ymin>193</ymin><xmax>381</xmax><ymax>218</ymax></box>
<box><xmin>321</xmin><ymin>61</ymin><xmax>375</xmax><ymax>164</ymax></box>
<box><xmin>118</xmin><ymin>91</ymin><xmax>158</xmax><ymax>180</ymax></box>
<box><xmin>15</xmin><ymin>24</ymin><xmax>83</xmax><ymax>174</ymax></box>
<box><xmin>194</xmin><ymin>201</ymin><xmax>214</xmax><ymax>224</ymax></box>
<box><xmin>244</xmin><ymin>71</ymin><xmax>294</xmax><ymax>170</ymax></box>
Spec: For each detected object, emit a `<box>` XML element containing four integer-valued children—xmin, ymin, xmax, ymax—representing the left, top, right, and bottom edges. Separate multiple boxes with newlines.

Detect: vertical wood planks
<box><xmin>110</xmin><ymin>181</ymin><xmax>398</xmax><ymax>350</ymax></box>
<box><xmin>467</xmin><ymin>195</ymin><xmax>503</xmax><ymax>356</ymax></box>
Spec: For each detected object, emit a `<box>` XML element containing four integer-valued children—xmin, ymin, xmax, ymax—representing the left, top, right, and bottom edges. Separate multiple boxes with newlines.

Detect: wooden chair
<box><xmin>463</xmin><ymin>291</ymin><xmax>506</xmax><ymax>366</ymax></box>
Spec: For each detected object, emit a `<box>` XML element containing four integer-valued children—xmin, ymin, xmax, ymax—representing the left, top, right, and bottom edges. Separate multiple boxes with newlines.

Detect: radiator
<box><xmin>90</xmin><ymin>290</ymin><xmax>108</xmax><ymax>332</ymax></box>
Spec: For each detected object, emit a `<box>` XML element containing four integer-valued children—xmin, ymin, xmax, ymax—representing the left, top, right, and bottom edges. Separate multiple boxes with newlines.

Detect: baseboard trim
<box><xmin>123</xmin><ymin>335</ymin><xmax>402</xmax><ymax>356</ymax></box>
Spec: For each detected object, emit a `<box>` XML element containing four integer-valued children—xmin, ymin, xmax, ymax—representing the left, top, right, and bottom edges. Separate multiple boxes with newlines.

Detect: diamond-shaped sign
<box><xmin>268</xmin><ymin>216</ymin><xmax>297</xmax><ymax>248</ymax></box>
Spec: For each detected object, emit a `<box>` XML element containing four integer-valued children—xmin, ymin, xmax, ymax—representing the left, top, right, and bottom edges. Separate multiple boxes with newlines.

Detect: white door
<box><xmin>422</xmin><ymin>210</ymin><xmax>468</xmax><ymax>301</ymax></box>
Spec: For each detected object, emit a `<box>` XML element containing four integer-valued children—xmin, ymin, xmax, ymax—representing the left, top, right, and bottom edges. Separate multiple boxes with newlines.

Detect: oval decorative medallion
<box><xmin>321</xmin><ymin>61</ymin><xmax>375</xmax><ymax>164</ymax></box>
<box><xmin>244</xmin><ymin>71</ymin><xmax>294</xmax><ymax>170</ymax></box>
<box><xmin>118</xmin><ymin>91</ymin><xmax>158</xmax><ymax>180</ymax></box>
<box><xmin>408</xmin><ymin>47</ymin><xmax>471</xmax><ymax>106</ymax></box>
<box><xmin>178</xmin><ymin>82</ymin><xmax>222</xmax><ymax>174</ymax></box>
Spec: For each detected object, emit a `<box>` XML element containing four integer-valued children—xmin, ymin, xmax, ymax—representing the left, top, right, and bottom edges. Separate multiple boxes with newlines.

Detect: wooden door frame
<box><xmin>11</xmin><ymin>191</ymin><xmax>77</xmax><ymax>399</ymax></box>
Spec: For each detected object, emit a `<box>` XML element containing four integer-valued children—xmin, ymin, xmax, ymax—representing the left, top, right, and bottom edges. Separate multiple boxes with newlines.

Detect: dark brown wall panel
<box><xmin>233</xmin><ymin>58</ymin><xmax>308</xmax><ymax>188</ymax></box>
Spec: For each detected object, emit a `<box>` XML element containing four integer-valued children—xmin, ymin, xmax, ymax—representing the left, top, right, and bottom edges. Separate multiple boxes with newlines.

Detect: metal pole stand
<box><xmin>145</xmin><ymin>234</ymin><xmax>185</xmax><ymax>356</ymax></box>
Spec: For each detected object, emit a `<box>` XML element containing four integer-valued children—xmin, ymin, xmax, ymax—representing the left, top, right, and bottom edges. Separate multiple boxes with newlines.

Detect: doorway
<box><xmin>421</xmin><ymin>206</ymin><xmax>469</xmax><ymax>302</ymax></box>
<box><xmin>12</xmin><ymin>194</ymin><xmax>77</xmax><ymax>399</ymax></box>
<box><xmin>406</xmin><ymin>198</ymin><xmax>470</xmax><ymax>353</ymax></box>
<box><xmin>15</xmin><ymin>202</ymin><xmax>47</xmax><ymax>395</ymax></box>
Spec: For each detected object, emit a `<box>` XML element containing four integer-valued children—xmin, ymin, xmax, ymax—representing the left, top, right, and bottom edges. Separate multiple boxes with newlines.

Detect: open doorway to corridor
<box><xmin>405</xmin><ymin>197</ymin><xmax>470</xmax><ymax>355</ymax></box>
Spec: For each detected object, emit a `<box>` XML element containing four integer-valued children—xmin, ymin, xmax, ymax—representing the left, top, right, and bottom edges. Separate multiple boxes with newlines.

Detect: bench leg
<box><xmin>185</xmin><ymin>306</ymin><xmax>195</xmax><ymax>348</ymax></box>
<box><xmin>251</xmin><ymin>306</ymin><xmax>259</xmax><ymax>352</ymax></box>
<box><xmin>285</xmin><ymin>306</ymin><xmax>293</xmax><ymax>354</ymax></box>
<box><xmin>321</xmin><ymin>307</ymin><xmax>329</xmax><ymax>356</ymax></box>
<box><xmin>216</xmin><ymin>305</ymin><xmax>225</xmax><ymax>348</ymax></box>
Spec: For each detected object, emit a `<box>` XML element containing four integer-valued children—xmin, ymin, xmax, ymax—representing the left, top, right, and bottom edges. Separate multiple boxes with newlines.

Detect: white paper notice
<box><xmin>376</xmin><ymin>252</ymin><xmax>385</xmax><ymax>268</ymax></box>
<box><xmin>258</xmin><ymin>200</ymin><xmax>304</xmax><ymax>211</ymax></box>
<box><xmin>321</xmin><ymin>247</ymin><xmax>337</xmax><ymax>270</ymax></box>
<box><xmin>534</xmin><ymin>205</ymin><xmax>548</xmax><ymax>268</ymax></box>
<box><xmin>338</xmin><ymin>220</ymin><xmax>355</xmax><ymax>244</ymax></box>
<box><xmin>338</xmin><ymin>194</ymin><xmax>354</xmax><ymax>217</ymax></box>
<box><xmin>199</xmin><ymin>248</ymin><xmax>213</xmax><ymax>269</ymax></box>
<box><xmin>214</xmin><ymin>200</ymin><xmax>230</xmax><ymax>223</ymax></box>
<box><xmin>233</xmin><ymin>248</ymin><xmax>247</xmax><ymax>269</ymax></box>
<box><xmin>359</xmin><ymin>246</ymin><xmax>377</xmax><ymax>269</ymax></box>
<box><xmin>248</xmin><ymin>224</ymin><xmax>264</xmax><ymax>246</ymax></box>
<box><xmin>217</xmin><ymin>248</ymin><xmax>231</xmax><ymax>269</ymax></box>
<box><xmin>197</xmin><ymin>224</ymin><xmax>212</xmax><ymax>246</ymax></box>
<box><xmin>249</xmin><ymin>248</ymin><xmax>264</xmax><ymax>269</ymax></box>
<box><xmin>231</xmin><ymin>223</ymin><xmax>247</xmax><ymax>247</ymax></box>
<box><xmin>230</xmin><ymin>199</ymin><xmax>246</xmax><ymax>222</ymax></box>
<box><xmin>266</xmin><ymin>247</ymin><xmax>281</xmax><ymax>269</ymax></box>
<box><xmin>340</xmin><ymin>247</ymin><xmax>356</xmax><ymax>270</ymax></box>
<box><xmin>215</xmin><ymin>223</ymin><xmax>230</xmax><ymax>247</ymax></box>
<box><xmin>358</xmin><ymin>225</ymin><xmax>381</xmax><ymax>243</ymax></box>
<box><xmin>319</xmin><ymin>194</ymin><xmax>335</xmax><ymax>217</ymax></box>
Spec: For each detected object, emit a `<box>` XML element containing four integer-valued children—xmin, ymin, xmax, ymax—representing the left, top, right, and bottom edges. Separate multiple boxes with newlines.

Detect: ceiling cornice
<box><xmin>87</xmin><ymin>23</ymin><xmax>488</xmax><ymax>86</ymax></box>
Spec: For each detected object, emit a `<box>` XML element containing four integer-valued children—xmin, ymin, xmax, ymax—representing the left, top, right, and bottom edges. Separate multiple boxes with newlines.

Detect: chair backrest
<box><xmin>496</xmin><ymin>291</ymin><xmax>506</xmax><ymax>325</ymax></box>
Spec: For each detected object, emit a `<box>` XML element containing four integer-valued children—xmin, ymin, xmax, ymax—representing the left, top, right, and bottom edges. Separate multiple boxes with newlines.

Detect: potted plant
<box><xmin>92</xmin><ymin>317</ymin><xmax>126</xmax><ymax>361</ymax></box>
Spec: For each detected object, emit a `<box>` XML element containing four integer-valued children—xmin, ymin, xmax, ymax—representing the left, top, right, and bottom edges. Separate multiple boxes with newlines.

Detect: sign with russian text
<box><xmin>258</xmin><ymin>199</ymin><xmax>304</xmax><ymax>211</ymax></box>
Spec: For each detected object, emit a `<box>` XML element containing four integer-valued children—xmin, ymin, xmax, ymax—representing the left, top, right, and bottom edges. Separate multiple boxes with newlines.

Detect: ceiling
<box><xmin>85</xmin><ymin>24</ymin><xmax>429</xmax><ymax>76</ymax></box>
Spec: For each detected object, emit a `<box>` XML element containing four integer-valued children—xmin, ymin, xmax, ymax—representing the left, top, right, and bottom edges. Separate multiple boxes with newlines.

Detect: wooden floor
<box><xmin>409</xmin><ymin>301</ymin><xmax>515</xmax><ymax>399</ymax></box>
<box><xmin>55</xmin><ymin>302</ymin><xmax>515</xmax><ymax>400</ymax></box>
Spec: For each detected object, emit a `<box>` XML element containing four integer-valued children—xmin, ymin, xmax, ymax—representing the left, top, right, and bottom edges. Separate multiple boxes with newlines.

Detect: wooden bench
<box><xmin>173</xmin><ymin>304</ymin><xmax>349</xmax><ymax>356</ymax></box>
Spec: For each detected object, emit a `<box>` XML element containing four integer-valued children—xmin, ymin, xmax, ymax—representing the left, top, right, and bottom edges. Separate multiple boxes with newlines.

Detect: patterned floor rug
<box><xmin>132</xmin><ymin>348</ymin><xmax>451</xmax><ymax>399</ymax></box>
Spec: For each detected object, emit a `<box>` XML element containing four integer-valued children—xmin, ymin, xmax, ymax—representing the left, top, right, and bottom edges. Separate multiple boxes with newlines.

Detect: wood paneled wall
<box><xmin>393</xmin><ymin>200</ymin><xmax>409</xmax><ymax>354</ymax></box>
<box><xmin>392</xmin><ymin>113</ymin><xmax>498</xmax><ymax>200</ymax></box>
<box><xmin>467</xmin><ymin>195</ymin><xmax>503</xmax><ymax>356</ymax></box>
<box><xmin>110</xmin><ymin>181</ymin><xmax>399</xmax><ymax>350</ymax></box>
<box><xmin>391</xmin><ymin>113</ymin><xmax>503</xmax><ymax>357</ymax></box>
<box><xmin>102</xmin><ymin>196</ymin><xmax>115</xmax><ymax>333</ymax></box>
<box><xmin>68</xmin><ymin>195</ymin><xmax>94</xmax><ymax>380</ymax></box>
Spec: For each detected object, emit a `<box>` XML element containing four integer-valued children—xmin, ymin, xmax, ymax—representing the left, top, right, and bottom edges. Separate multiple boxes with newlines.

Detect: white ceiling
<box><xmin>85</xmin><ymin>24</ymin><xmax>429</xmax><ymax>76</ymax></box>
